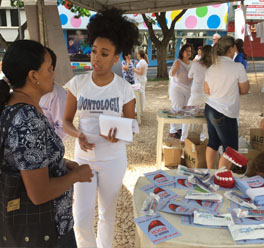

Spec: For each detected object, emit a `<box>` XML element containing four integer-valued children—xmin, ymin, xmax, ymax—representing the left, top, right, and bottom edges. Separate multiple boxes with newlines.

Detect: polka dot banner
<box><xmin>185</xmin><ymin>16</ymin><xmax>197</xmax><ymax>29</ymax></box>
<box><xmin>224</xmin><ymin>12</ymin><xmax>228</xmax><ymax>25</ymax></box>
<box><xmin>212</xmin><ymin>4</ymin><xmax>221</xmax><ymax>8</ymax></box>
<box><xmin>60</xmin><ymin>14</ymin><xmax>68</xmax><ymax>25</ymax></box>
<box><xmin>196</xmin><ymin>7</ymin><xmax>208</xmax><ymax>18</ymax></box>
<box><xmin>71</xmin><ymin>16</ymin><xmax>82</xmax><ymax>28</ymax></box>
<box><xmin>207</xmin><ymin>15</ymin><xmax>221</xmax><ymax>29</ymax></box>
<box><xmin>171</xmin><ymin>10</ymin><xmax>183</xmax><ymax>22</ymax></box>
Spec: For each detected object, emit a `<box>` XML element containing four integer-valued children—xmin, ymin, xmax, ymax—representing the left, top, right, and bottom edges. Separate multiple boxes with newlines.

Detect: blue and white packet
<box><xmin>181</xmin><ymin>198</ymin><xmax>223</xmax><ymax>212</ymax></box>
<box><xmin>140</xmin><ymin>183</ymin><xmax>180</xmax><ymax>200</ymax></box>
<box><xmin>144</xmin><ymin>170</ymin><xmax>175</xmax><ymax>187</ymax></box>
<box><xmin>134</xmin><ymin>213</ymin><xmax>181</xmax><ymax>245</ymax></box>
<box><xmin>157</xmin><ymin>199</ymin><xmax>195</xmax><ymax>215</ymax></box>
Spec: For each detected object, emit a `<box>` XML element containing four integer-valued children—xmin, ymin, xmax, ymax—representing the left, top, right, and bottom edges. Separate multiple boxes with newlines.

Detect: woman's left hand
<box><xmin>100</xmin><ymin>128</ymin><xmax>119</xmax><ymax>143</ymax></box>
<box><xmin>64</xmin><ymin>158</ymin><xmax>79</xmax><ymax>171</ymax></box>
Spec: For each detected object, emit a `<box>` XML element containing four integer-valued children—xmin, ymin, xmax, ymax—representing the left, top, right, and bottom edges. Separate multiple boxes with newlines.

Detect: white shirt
<box><xmin>39</xmin><ymin>83</ymin><xmax>67</xmax><ymax>140</ymax></box>
<box><xmin>169</xmin><ymin>59</ymin><xmax>192</xmax><ymax>91</ymax></box>
<box><xmin>134</xmin><ymin>59</ymin><xmax>148</xmax><ymax>84</ymax></box>
<box><xmin>65</xmin><ymin>71</ymin><xmax>135</xmax><ymax>161</ymax></box>
<box><xmin>188</xmin><ymin>61</ymin><xmax>207</xmax><ymax>95</ymax></box>
<box><xmin>205</xmin><ymin>56</ymin><xmax>248</xmax><ymax>118</ymax></box>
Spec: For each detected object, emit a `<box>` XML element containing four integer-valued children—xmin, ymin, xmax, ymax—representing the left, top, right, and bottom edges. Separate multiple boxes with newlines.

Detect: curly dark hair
<box><xmin>87</xmin><ymin>8</ymin><xmax>139</xmax><ymax>55</ymax></box>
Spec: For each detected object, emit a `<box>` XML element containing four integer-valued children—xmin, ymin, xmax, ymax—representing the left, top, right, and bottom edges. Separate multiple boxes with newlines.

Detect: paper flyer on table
<box><xmin>157</xmin><ymin>199</ymin><xmax>195</xmax><ymax>216</ymax></box>
<box><xmin>181</xmin><ymin>197</ymin><xmax>223</xmax><ymax>213</ymax></box>
<box><xmin>140</xmin><ymin>183</ymin><xmax>180</xmax><ymax>200</ymax></box>
<box><xmin>173</xmin><ymin>176</ymin><xmax>195</xmax><ymax>190</ymax></box>
<box><xmin>99</xmin><ymin>114</ymin><xmax>139</xmax><ymax>142</ymax></box>
<box><xmin>144</xmin><ymin>170</ymin><xmax>175</xmax><ymax>187</ymax></box>
<box><xmin>134</xmin><ymin>213</ymin><xmax>181</xmax><ymax>245</ymax></box>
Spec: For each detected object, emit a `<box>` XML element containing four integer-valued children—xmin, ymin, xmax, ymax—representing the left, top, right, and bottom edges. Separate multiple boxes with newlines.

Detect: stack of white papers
<box><xmin>99</xmin><ymin>114</ymin><xmax>139</xmax><ymax>142</ymax></box>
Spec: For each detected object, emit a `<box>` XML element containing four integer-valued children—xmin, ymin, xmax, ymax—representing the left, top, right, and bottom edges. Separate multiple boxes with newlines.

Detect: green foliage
<box><xmin>58</xmin><ymin>0</ymin><xmax>91</xmax><ymax>18</ymax></box>
<box><xmin>10</xmin><ymin>0</ymin><xmax>90</xmax><ymax>19</ymax></box>
<box><xmin>10</xmin><ymin>0</ymin><xmax>24</xmax><ymax>8</ymax></box>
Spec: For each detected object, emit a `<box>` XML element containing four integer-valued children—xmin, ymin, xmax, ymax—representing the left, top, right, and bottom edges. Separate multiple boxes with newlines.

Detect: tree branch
<box><xmin>141</xmin><ymin>13</ymin><xmax>160</xmax><ymax>46</ymax></box>
<box><xmin>156</xmin><ymin>12</ymin><xmax>168</xmax><ymax>33</ymax></box>
<box><xmin>0</xmin><ymin>34</ymin><xmax>8</xmax><ymax>50</ymax></box>
<box><xmin>15</xmin><ymin>21</ymin><xmax>27</xmax><ymax>41</ymax></box>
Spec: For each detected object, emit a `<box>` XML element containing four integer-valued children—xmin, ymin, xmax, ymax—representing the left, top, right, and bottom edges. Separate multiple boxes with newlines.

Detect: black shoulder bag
<box><xmin>0</xmin><ymin>103</ymin><xmax>57</xmax><ymax>247</ymax></box>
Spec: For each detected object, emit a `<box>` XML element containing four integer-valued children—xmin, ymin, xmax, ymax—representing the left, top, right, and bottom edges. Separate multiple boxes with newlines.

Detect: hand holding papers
<box><xmin>99</xmin><ymin>114</ymin><xmax>139</xmax><ymax>142</ymax></box>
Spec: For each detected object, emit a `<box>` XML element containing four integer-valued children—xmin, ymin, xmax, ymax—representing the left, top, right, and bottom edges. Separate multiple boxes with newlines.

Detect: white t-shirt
<box><xmin>169</xmin><ymin>59</ymin><xmax>192</xmax><ymax>91</ymax></box>
<box><xmin>39</xmin><ymin>83</ymin><xmax>67</xmax><ymax>140</ymax></box>
<box><xmin>205</xmin><ymin>56</ymin><xmax>248</xmax><ymax>118</ymax></box>
<box><xmin>134</xmin><ymin>59</ymin><xmax>148</xmax><ymax>84</ymax></box>
<box><xmin>188</xmin><ymin>61</ymin><xmax>207</xmax><ymax>96</ymax></box>
<box><xmin>65</xmin><ymin>71</ymin><xmax>135</xmax><ymax>161</ymax></box>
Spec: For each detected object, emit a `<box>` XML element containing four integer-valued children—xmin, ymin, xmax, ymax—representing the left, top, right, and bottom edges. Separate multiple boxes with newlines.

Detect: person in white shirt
<box><xmin>181</xmin><ymin>45</ymin><xmax>212</xmax><ymax>142</ymax></box>
<box><xmin>193</xmin><ymin>46</ymin><xmax>202</xmax><ymax>61</ymax></box>
<box><xmin>39</xmin><ymin>47</ymin><xmax>68</xmax><ymax>140</ymax></box>
<box><xmin>204</xmin><ymin>36</ymin><xmax>249</xmax><ymax>169</ymax></box>
<box><xmin>169</xmin><ymin>43</ymin><xmax>193</xmax><ymax>138</ymax></box>
<box><xmin>132</xmin><ymin>49</ymin><xmax>148</xmax><ymax>111</ymax></box>
<box><xmin>63</xmin><ymin>8</ymin><xmax>139</xmax><ymax>248</ymax></box>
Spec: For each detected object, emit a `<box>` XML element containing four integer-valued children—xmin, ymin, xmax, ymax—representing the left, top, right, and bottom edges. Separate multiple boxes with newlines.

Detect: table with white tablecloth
<box><xmin>133</xmin><ymin>169</ymin><xmax>263</xmax><ymax>248</ymax></box>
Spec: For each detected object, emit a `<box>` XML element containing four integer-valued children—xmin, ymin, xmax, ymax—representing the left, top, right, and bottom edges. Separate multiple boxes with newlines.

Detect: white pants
<box><xmin>181</xmin><ymin>93</ymin><xmax>208</xmax><ymax>142</ymax></box>
<box><xmin>73</xmin><ymin>156</ymin><xmax>127</xmax><ymax>248</ymax></box>
<box><xmin>137</xmin><ymin>80</ymin><xmax>146</xmax><ymax>112</ymax></box>
<box><xmin>169</xmin><ymin>85</ymin><xmax>190</xmax><ymax>133</ymax></box>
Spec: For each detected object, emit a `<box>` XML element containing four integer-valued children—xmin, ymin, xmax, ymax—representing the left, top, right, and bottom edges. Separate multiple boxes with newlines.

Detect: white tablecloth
<box><xmin>133</xmin><ymin>169</ymin><xmax>263</xmax><ymax>248</ymax></box>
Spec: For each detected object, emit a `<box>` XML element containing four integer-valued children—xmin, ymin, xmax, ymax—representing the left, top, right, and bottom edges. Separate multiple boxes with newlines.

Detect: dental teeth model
<box><xmin>214</xmin><ymin>168</ymin><xmax>235</xmax><ymax>188</ymax></box>
<box><xmin>223</xmin><ymin>146</ymin><xmax>248</xmax><ymax>168</ymax></box>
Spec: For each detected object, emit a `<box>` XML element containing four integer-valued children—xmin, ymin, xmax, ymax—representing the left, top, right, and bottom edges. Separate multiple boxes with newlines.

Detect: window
<box><xmin>10</xmin><ymin>9</ymin><xmax>19</xmax><ymax>26</ymax></box>
<box><xmin>0</xmin><ymin>10</ymin><xmax>7</xmax><ymax>26</ymax></box>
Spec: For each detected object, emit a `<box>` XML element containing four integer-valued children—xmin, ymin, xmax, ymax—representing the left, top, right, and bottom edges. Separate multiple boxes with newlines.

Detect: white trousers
<box><xmin>169</xmin><ymin>85</ymin><xmax>190</xmax><ymax>133</ymax></box>
<box><xmin>181</xmin><ymin>93</ymin><xmax>208</xmax><ymax>142</ymax></box>
<box><xmin>136</xmin><ymin>79</ymin><xmax>146</xmax><ymax>112</ymax></box>
<box><xmin>73</xmin><ymin>156</ymin><xmax>127</xmax><ymax>248</ymax></box>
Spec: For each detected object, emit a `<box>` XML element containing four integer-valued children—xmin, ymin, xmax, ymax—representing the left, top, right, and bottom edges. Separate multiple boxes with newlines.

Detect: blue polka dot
<box><xmin>157</xmin><ymin>18</ymin><xmax>168</xmax><ymax>28</ymax></box>
<box><xmin>60</xmin><ymin>14</ymin><xmax>68</xmax><ymax>25</ymax></box>
<box><xmin>57</xmin><ymin>0</ymin><xmax>61</xmax><ymax>6</ymax></box>
<box><xmin>207</xmin><ymin>15</ymin><xmax>220</xmax><ymax>29</ymax></box>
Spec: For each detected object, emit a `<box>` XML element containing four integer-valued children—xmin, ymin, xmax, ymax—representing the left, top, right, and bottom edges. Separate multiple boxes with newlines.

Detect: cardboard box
<box><xmin>163</xmin><ymin>140</ymin><xmax>182</xmax><ymax>167</ymax></box>
<box><xmin>250</xmin><ymin>128</ymin><xmax>264</xmax><ymax>151</ymax></box>
<box><xmin>184</xmin><ymin>138</ymin><xmax>208</xmax><ymax>168</ymax></box>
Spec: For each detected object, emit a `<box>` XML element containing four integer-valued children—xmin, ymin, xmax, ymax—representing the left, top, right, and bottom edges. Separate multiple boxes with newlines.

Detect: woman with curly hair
<box><xmin>63</xmin><ymin>8</ymin><xmax>139</xmax><ymax>248</ymax></box>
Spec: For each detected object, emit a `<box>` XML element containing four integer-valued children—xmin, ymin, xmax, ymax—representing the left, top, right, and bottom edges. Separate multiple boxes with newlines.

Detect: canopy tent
<box><xmin>70</xmin><ymin>0</ymin><xmax>237</xmax><ymax>13</ymax></box>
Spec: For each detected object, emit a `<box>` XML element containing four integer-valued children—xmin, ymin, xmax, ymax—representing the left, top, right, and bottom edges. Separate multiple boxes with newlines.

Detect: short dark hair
<box><xmin>87</xmin><ymin>8</ymin><xmax>139</xmax><ymax>55</ymax></box>
<box><xmin>0</xmin><ymin>40</ymin><xmax>45</xmax><ymax>113</ymax></box>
